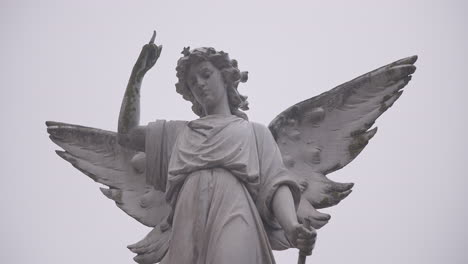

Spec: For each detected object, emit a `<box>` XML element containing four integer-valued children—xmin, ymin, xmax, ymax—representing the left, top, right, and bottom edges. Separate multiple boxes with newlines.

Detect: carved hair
<box><xmin>175</xmin><ymin>47</ymin><xmax>249</xmax><ymax>119</ymax></box>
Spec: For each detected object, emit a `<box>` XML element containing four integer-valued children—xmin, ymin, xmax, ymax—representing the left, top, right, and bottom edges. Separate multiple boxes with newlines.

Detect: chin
<box><xmin>200</xmin><ymin>99</ymin><xmax>216</xmax><ymax>108</ymax></box>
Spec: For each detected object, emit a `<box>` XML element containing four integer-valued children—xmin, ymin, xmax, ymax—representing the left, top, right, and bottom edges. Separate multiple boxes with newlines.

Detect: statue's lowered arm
<box><xmin>118</xmin><ymin>31</ymin><xmax>162</xmax><ymax>151</ymax></box>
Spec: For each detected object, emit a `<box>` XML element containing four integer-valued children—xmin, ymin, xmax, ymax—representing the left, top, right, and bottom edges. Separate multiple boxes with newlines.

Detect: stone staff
<box><xmin>298</xmin><ymin>218</ymin><xmax>313</xmax><ymax>264</ymax></box>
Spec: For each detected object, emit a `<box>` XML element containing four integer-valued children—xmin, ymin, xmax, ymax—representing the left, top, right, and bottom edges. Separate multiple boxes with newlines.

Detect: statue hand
<box><xmin>286</xmin><ymin>222</ymin><xmax>316</xmax><ymax>256</ymax></box>
<box><xmin>134</xmin><ymin>30</ymin><xmax>162</xmax><ymax>78</ymax></box>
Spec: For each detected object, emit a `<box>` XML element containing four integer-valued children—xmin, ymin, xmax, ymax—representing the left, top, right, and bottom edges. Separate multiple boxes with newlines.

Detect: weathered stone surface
<box><xmin>46</xmin><ymin>31</ymin><xmax>417</xmax><ymax>263</ymax></box>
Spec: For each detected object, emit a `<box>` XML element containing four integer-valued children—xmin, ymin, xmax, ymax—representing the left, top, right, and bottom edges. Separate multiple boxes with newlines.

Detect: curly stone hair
<box><xmin>175</xmin><ymin>47</ymin><xmax>249</xmax><ymax>120</ymax></box>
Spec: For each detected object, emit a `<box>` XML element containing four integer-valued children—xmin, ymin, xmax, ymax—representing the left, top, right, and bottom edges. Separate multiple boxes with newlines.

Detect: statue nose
<box><xmin>195</xmin><ymin>77</ymin><xmax>207</xmax><ymax>90</ymax></box>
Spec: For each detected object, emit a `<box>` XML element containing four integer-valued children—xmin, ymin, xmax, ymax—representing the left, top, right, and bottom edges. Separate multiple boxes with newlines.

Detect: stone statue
<box><xmin>46</xmin><ymin>31</ymin><xmax>417</xmax><ymax>264</ymax></box>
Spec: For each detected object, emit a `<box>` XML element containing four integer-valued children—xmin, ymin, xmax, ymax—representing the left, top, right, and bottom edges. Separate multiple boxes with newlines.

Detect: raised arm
<box><xmin>118</xmin><ymin>31</ymin><xmax>162</xmax><ymax>151</ymax></box>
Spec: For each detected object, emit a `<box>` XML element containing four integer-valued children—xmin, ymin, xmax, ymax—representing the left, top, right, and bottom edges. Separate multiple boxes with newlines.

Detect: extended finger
<box><xmin>149</xmin><ymin>30</ymin><xmax>156</xmax><ymax>44</ymax></box>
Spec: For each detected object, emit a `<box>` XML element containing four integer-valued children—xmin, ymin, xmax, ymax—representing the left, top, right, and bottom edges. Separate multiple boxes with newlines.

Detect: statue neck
<box><xmin>202</xmin><ymin>94</ymin><xmax>231</xmax><ymax>116</ymax></box>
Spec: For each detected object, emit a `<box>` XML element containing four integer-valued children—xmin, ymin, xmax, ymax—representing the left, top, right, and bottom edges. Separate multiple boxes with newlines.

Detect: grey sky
<box><xmin>1</xmin><ymin>0</ymin><xmax>467</xmax><ymax>263</ymax></box>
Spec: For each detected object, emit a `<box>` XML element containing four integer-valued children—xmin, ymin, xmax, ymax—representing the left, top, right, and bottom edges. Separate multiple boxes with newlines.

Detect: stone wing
<box><xmin>46</xmin><ymin>121</ymin><xmax>171</xmax><ymax>228</ymax></box>
<box><xmin>269</xmin><ymin>56</ymin><xmax>417</xmax><ymax>227</ymax></box>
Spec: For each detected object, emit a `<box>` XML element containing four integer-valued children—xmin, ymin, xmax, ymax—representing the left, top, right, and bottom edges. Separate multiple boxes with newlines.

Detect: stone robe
<box><xmin>147</xmin><ymin>115</ymin><xmax>300</xmax><ymax>264</ymax></box>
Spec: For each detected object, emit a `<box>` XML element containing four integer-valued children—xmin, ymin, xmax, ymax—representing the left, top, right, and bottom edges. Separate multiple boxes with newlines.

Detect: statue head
<box><xmin>175</xmin><ymin>47</ymin><xmax>249</xmax><ymax>119</ymax></box>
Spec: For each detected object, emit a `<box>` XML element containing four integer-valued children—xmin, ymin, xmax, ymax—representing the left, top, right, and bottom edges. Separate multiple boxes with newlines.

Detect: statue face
<box><xmin>186</xmin><ymin>60</ymin><xmax>227</xmax><ymax>111</ymax></box>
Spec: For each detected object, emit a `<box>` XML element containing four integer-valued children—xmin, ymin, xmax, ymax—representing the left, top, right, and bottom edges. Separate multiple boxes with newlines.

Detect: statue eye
<box><xmin>201</xmin><ymin>70</ymin><xmax>212</xmax><ymax>79</ymax></box>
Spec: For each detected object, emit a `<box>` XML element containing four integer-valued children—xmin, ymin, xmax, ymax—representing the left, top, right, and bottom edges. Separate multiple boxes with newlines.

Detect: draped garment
<box><xmin>148</xmin><ymin>115</ymin><xmax>300</xmax><ymax>264</ymax></box>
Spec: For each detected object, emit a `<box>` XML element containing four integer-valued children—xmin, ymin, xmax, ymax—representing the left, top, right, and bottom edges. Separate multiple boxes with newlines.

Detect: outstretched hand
<box><xmin>134</xmin><ymin>30</ymin><xmax>162</xmax><ymax>78</ymax></box>
<box><xmin>286</xmin><ymin>222</ymin><xmax>316</xmax><ymax>256</ymax></box>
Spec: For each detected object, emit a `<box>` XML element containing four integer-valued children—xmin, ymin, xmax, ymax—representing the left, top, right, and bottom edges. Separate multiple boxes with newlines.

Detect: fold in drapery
<box><xmin>145</xmin><ymin>115</ymin><xmax>300</xmax><ymax>263</ymax></box>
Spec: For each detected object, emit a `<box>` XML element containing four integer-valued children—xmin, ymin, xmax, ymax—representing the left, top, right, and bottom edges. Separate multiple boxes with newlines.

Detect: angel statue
<box><xmin>46</xmin><ymin>31</ymin><xmax>417</xmax><ymax>264</ymax></box>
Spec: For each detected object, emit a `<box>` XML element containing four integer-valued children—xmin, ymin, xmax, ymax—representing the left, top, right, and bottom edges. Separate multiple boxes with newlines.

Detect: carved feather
<box><xmin>127</xmin><ymin>222</ymin><xmax>171</xmax><ymax>264</ymax></box>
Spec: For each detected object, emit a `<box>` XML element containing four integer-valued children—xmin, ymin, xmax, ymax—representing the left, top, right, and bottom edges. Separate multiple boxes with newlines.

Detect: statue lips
<box><xmin>198</xmin><ymin>88</ymin><xmax>210</xmax><ymax>102</ymax></box>
<box><xmin>192</xmin><ymin>87</ymin><xmax>213</xmax><ymax>108</ymax></box>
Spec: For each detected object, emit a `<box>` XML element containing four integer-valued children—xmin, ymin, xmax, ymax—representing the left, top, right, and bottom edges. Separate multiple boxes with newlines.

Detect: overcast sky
<box><xmin>1</xmin><ymin>0</ymin><xmax>467</xmax><ymax>263</ymax></box>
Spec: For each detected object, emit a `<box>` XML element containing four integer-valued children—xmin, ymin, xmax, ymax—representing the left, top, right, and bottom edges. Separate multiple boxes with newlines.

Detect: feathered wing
<box><xmin>46</xmin><ymin>121</ymin><xmax>172</xmax><ymax>263</ymax></box>
<box><xmin>46</xmin><ymin>121</ymin><xmax>171</xmax><ymax>226</ymax></box>
<box><xmin>268</xmin><ymin>56</ymin><xmax>417</xmax><ymax>228</ymax></box>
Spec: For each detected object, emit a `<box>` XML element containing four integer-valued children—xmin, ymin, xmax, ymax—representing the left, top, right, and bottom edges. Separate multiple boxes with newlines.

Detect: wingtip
<box><xmin>127</xmin><ymin>244</ymin><xmax>139</xmax><ymax>253</ymax></box>
<box><xmin>406</xmin><ymin>55</ymin><xmax>418</xmax><ymax>65</ymax></box>
<box><xmin>339</xmin><ymin>189</ymin><xmax>353</xmax><ymax>200</ymax></box>
<box><xmin>100</xmin><ymin>187</ymin><xmax>112</xmax><ymax>199</ymax></box>
<box><xmin>320</xmin><ymin>213</ymin><xmax>331</xmax><ymax>221</ymax></box>
<box><xmin>367</xmin><ymin>127</ymin><xmax>378</xmax><ymax>139</ymax></box>
<box><xmin>391</xmin><ymin>55</ymin><xmax>418</xmax><ymax>68</ymax></box>
<box><xmin>45</xmin><ymin>120</ymin><xmax>58</xmax><ymax>128</ymax></box>
<box><xmin>45</xmin><ymin>120</ymin><xmax>64</xmax><ymax>127</ymax></box>
<box><xmin>332</xmin><ymin>181</ymin><xmax>354</xmax><ymax>192</ymax></box>
<box><xmin>408</xmin><ymin>64</ymin><xmax>417</xmax><ymax>75</ymax></box>
<box><xmin>56</xmin><ymin>150</ymin><xmax>78</xmax><ymax>165</ymax></box>
<box><xmin>55</xmin><ymin>150</ymin><xmax>66</xmax><ymax>159</ymax></box>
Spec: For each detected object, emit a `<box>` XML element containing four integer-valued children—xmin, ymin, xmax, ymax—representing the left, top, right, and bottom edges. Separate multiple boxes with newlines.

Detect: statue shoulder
<box><xmin>249</xmin><ymin>121</ymin><xmax>274</xmax><ymax>141</ymax></box>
